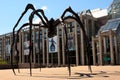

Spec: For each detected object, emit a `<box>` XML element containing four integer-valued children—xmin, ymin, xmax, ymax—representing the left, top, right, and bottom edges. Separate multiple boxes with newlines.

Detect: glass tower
<box><xmin>108</xmin><ymin>0</ymin><xmax>120</xmax><ymax>19</ymax></box>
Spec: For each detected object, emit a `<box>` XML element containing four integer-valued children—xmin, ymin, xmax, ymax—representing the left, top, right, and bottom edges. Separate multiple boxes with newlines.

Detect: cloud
<box><xmin>41</xmin><ymin>6</ymin><xmax>47</xmax><ymax>11</ymax></box>
<box><xmin>33</xmin><ymin>18</ymin><xmax>41</xmax><ymax>24</ymax></box>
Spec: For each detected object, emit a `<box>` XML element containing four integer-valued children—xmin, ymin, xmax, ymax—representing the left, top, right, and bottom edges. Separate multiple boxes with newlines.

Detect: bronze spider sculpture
<box><xmin>11</xmin><ymin>4</ymin><xmax>92</xmax><ymax>76</ymax></box>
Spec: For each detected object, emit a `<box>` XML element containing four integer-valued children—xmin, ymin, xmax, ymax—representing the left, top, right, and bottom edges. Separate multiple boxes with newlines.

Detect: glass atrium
<box><xmin>99</xmin><ymin>0</ymin><xmax>120</xmax><ymax>33</ymax></box>
<box><xmin>92</xmin><ymin>0</ymin><xmax>120</xmax><ymax>65</ymax></box>
<box><xmin>108</xmin><ymin>0</ymin><xmax>120</xmax><ymax>19</ymax></box>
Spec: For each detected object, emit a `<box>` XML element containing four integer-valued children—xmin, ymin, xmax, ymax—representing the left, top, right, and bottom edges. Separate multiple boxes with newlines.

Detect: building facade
<box><xmin>92</xmin><ymin>0</ymin><xmax>120</xmax><ymax>65</ymax></box>
<box><xmin>0</xmin><ymin>11</ymin><xmax>103</xmax><ymax>67</ymax></box>
<box><xmin>2</xmin><ymin>0</ymin><xmax>120</xmax><ymax>68</ymax></box>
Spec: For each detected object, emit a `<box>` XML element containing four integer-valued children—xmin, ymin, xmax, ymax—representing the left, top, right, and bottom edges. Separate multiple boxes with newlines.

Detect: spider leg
<box><xmin>64</xmin><ymin>24</ymin><xmax>71</xmax><ymax>76</ymax></box>
<box><xmin>15</xmin><ymin>23</ymin><xmax>30</xmax><ymax>73</ymax></box>
<box><xmin>11</xmin><ymin>4</ymin><xmax>36</xmax><ymax>75</ymax></box>
<box><xmin>10</xmin><ymin>48</ymin><xmax>16</xmax><ymax>75</ymax></box>
<box><xmin>28</xmin><ymin>9</ymin><xmax>49</xmax><ymax>76</ymax></box>
<box><xmin>15</xmin><ymin>35</ymin><xmax>20</xmax><ymax>73</ymax></box>
<box><xmin>29</xmin><ymin>9</ymin><xmax>48</xmax><ymax>27</ymax></box>
<box><xmin>54</xmin><ymin>19</ymin><xmax>60</xmax><ymax>27</ymax></box>
<box><xmin>16</xmin><ymin>23</ymin><xmax>40</xmax><ymax>75</ymax></box>
<box><xmin>61</xmin><ymin>7</ymin><xmax>92</xmax><ymax>75</ymax></box>
<box><xmin>39</xmin><ymin>9</ymin><xmax>49</xmax><ymax>23</ymax></box>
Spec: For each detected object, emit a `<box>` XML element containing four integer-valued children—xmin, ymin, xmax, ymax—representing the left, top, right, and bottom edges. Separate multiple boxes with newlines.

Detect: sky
<box><xmin>0</xmin><ymin>0</ymin><xmax>113</xmax><ymax>35</ymax></box>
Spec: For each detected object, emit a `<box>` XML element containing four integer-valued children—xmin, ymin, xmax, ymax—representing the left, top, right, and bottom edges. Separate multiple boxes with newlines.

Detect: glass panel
<box><xmin>108</xmin><ymin>0</ymin><xmax>120</xmax><ymax>19</ymax></box>
<box><xmin>99</xmin><ymin>18</ymin><xmax>120</xmax><ymax>32</ymax></box>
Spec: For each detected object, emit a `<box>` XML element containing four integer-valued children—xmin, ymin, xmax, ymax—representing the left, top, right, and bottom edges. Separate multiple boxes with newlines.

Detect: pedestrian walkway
<box><xmin>0</xmin><ymin>66</ymin><xmax>120</xmax><ymax>80</ymax></box>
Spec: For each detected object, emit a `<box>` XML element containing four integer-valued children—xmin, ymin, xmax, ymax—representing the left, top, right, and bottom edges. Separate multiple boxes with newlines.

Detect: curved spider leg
<box><xmin>39</xmin><ymin>9</ymin><xmax>49</xmax><ymax>23</ymax></box>
<box><xmin>64</xmin><ymin>23</ymin><xmax>71</xmax><ymax>76</ymax></box>
<box><xmin>10</xmin><ymin>42</ymin><xmax>16</xmax><ymax>75</ymax></box>
<box><xmin>15</xmin><ymin>34</ymin><xmax>20</xmax><ymax>73</ymax></box>
<box><xmin>15</xmin><ymin>23</ymin><xmax>30</xmax><ymax>73</ymax></box>
<box><xmin>61</xmin><ymin>7</ymin><xmax>92</xmax><ymax>74</ymax></box>
<box><xmin>29</xmin><ymin>9</ymin><xmax>47</xmax><ymax>76</ymax></box>
<box><xmin>11</xmin><ymin>4</ymin><xmax>36</xmax><ymax>75</ymax></box>
<box><xmin>16</xmin><ymin>23</ymin><xmax>40</xmax><ymax>74</ymax></box>
<box><xmin>34</xmin><ymin>9</ymin><xmax>48</xmax><ymax>27</ymax></box>
<box><xmin>54</xmin><ymin>19</ymin><xmax>61</xmax><ymax>27</ymax></box>
<box><xmin>59</xmin><ymin>18</ymin><xmax>71</xmax><ymax>76</ymax></box>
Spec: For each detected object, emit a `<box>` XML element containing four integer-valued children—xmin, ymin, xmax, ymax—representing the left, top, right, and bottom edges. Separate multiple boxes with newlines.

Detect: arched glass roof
<box><xmin>99</xmin><ymin>0</ymin><xmax>120</xmax><ymax>33</ymax></box>
<box><xmin>99</xmin><ymin>18</ymin><xmax>120</xmax><ymax>32</ymax></box>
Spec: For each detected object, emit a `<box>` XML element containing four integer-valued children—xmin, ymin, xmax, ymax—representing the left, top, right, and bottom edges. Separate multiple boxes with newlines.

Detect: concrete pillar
<box><xmin>74</xmin><ymin>21</ymin><xmax>79</xmax><ymax>66</ymax></box>
<box><xmin>9</xmin><ymin>36</ymin><xmax>12</xmax><ymax>63</ymax></box>
<box><xmin>103</xmin><ymin>36</ymin><xmax>107</xmax><ymax>65</ymax></box>
<box><xmin>19</xmin><ymin>32</ymin><xmax>22</xmax><ymax>63</ymax></box>
<box><xmin>61</xmin><ymin>25</ymin><xmax>65</xmax><ymax>65</ymax></box>
<box><xmin>33</xmin><ymin>26</ymin><xmax>36</xmax><ymax>63</ymax></box>
<box><xmin>42</xmin><ymin>28</ymin><xmax>45</xmax><ymax>65</ymax></box>
<box><xmin>80</xmin><ymin>28</ymin><xmax>85</xmax><ymax>65</ymax></box>
<box><xmin>1</xmin><ymin>37</ymin><xmax>4</xmax><ymax>60</ymax></box>
<box><xmin>57</xmin><ymin>26</ymin><xmax>60</xmax><ymax>66</ymax></box>
<box><xmin>21</xmin><ymin>31</ymin><xmax>24</xmax><ymax>63</ymax></box>
<box><xmin>98</xmin><ymin>31</ymin><xmax>103</xmax><ymax>65</ymax></box>
<box><xmin>3</xmin><ymin>37</ymin><xmax>5</xmax><ymax>60</ymax></box>
<box><xmin>109</xmin><ymin>30</ymin><xmax>114</xmax><ymax>65</ymax></box>
<box><xmin>84</xmin><ymin>19</ymin><xmax>88</xmax><ymax>35</ymax></box>
<box><xmin>92</xmin><ymin>20</ymin><xmax>95</xmax><ymax>36</ymax></box>
<box><xmin>46</xmin><ymin>28</ymin><xmax>49</xmax><ymax>66</ymax></box>
<box><xmin>114</xmin><ymin>35</ymin><xmax>118</xmax><ymax>64</ymax></box>
<box><xmin>103</xmin><ymin>36</ymin><xmax>107</xmax><ymax>54</ymax></box>
<box><xmin>92</xmin><ymin>36</ymin><xmax>96</xmax><ymax>65</ymax></box>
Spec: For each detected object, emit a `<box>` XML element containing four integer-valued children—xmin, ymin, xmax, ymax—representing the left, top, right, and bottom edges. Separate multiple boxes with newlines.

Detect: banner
<box><xmin>6</xmin><ymin>44</ymin><xmax>10</xmax><ymax>56</ymax></box>
<box><xmin>49</xmin><ymin>36</ymin><xmax>57</xmax><ymax>53</ymax></box>
<box><xmin>35</xmin><ymin>41</ymin><xmax>42</xmax><ymax>53</ymax></box>
<box><xmin>24</xmin><ymin>41</ymin><xmax>30</xmax><ymax>55</ymax></box>
<box><xmin>68</xmin><ymin>33</ymin><xmax>75</xmax><ymax>51</ymax></box>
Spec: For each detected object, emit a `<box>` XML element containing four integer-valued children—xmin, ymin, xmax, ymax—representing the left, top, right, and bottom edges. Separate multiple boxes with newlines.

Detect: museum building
<box><xmin>0</xmin><ymin>8</ymin><xmax>108</xmax><ymax>68</ymax></box>
<box><xmin>1</xmin><ymin>0</ymin><xmax>120</xmax><ymax>67</ymax></box>
<box><xmin>92</xmin><ymin>0</ymin><xmax>120</xmax><ymax>65</ymax></box>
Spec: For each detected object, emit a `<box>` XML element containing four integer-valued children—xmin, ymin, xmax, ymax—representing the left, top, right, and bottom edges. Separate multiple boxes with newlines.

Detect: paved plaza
<box><xmin>0</xmin><ymin>66</ymin><xmax>120</xmax><ymax>80</ymax></box>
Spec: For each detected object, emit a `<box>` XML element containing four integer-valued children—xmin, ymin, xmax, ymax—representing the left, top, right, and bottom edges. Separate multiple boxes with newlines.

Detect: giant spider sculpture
<box><xmin>11</xmin><ymin>4</ymin><xmax>92</xmax><ymax>76</ymax></box>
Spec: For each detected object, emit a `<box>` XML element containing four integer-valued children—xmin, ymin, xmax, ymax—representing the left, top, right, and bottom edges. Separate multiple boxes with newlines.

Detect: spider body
<box><xmin>47</xmin><ymin>18</ymin><xmax>57</xmax><ymax>38</ymax></box>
